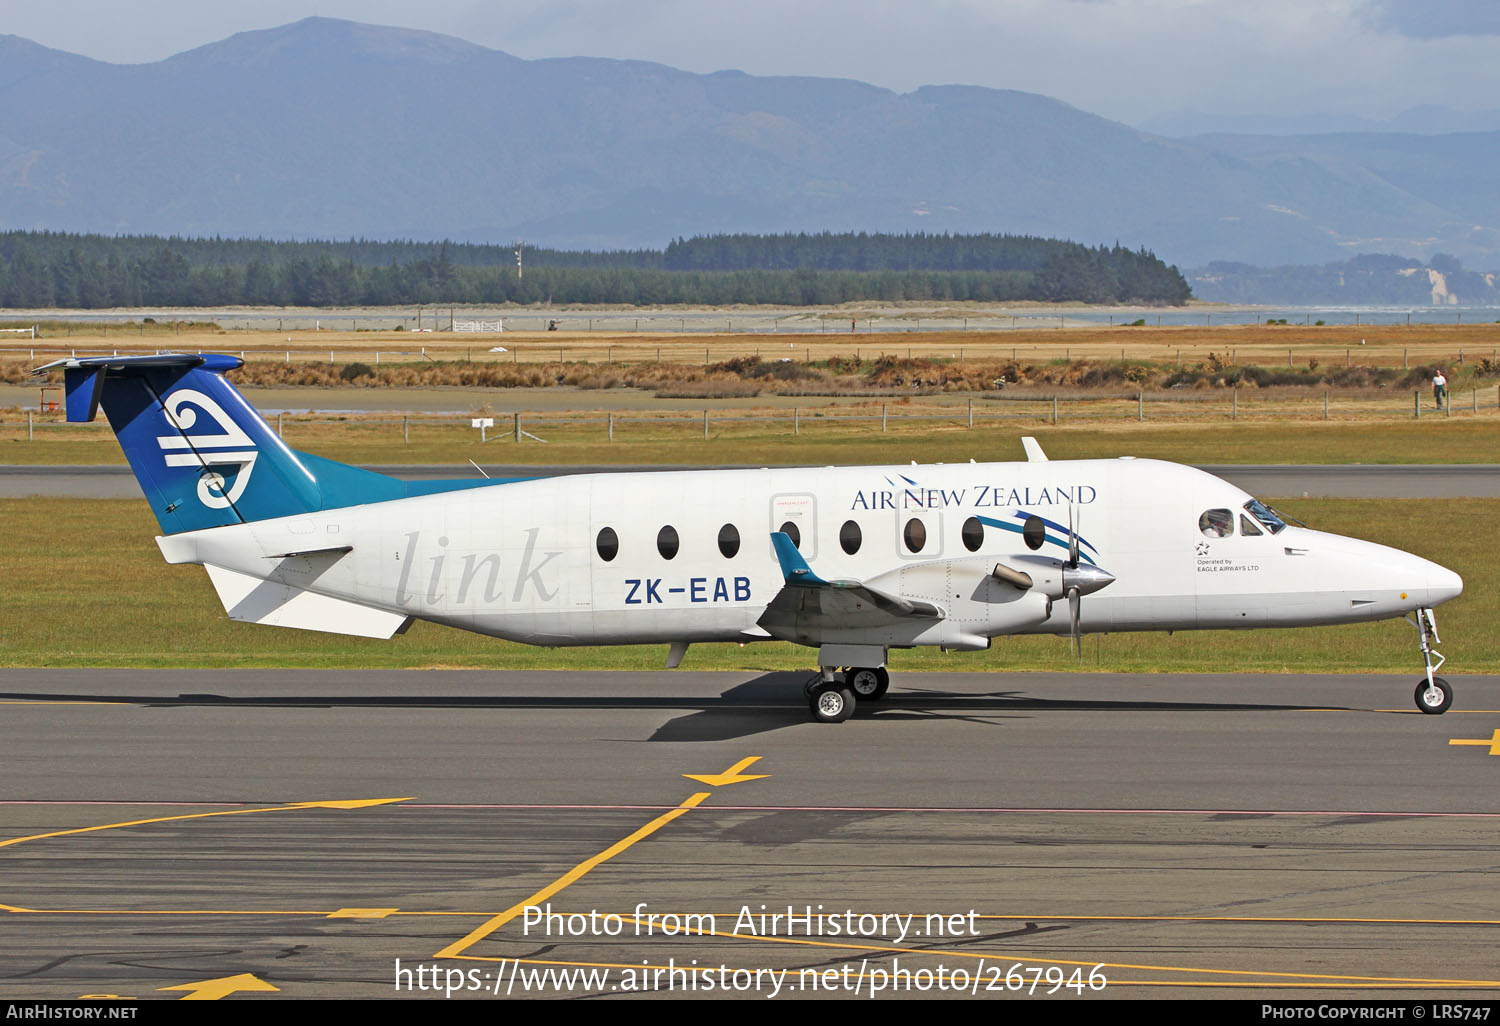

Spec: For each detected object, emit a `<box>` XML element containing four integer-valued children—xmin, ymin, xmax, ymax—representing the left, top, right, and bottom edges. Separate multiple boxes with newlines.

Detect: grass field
<box><xmin>1</xmin><ymin>497</ymin><xmax>1488</xmax><ymax>676</ymax></box>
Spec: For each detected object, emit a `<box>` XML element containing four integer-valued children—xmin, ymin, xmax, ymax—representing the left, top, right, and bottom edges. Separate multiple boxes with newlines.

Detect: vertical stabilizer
<box><xmin>44</xmin><ymin>354</ymin><xmax>322</xmax><ymax>533</ymax></box>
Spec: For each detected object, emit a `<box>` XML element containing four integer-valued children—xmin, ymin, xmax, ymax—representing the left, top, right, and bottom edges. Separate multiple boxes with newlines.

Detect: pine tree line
<box><xmin>0</xmin><ymin>231</ymin><xmax>1190</xmax><ymax>307</ymax></box>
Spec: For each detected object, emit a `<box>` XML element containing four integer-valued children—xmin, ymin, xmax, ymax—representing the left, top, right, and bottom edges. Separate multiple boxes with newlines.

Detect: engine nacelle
<box><xmin>877</xmin><ymin>556</ymin><xmax>1057</xmax><ymax>638</ymax></box>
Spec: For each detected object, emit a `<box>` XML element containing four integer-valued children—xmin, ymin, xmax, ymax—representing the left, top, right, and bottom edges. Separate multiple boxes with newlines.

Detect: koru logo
<box><xmin>156</xmin><ymin>389</ymin><xmax>258</xmax><ymax>509</ymax></box>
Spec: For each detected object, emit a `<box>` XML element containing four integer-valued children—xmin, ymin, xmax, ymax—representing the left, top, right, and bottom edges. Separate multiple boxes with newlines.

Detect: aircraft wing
<box><xmin>756</xmin><ymin>532</ymin><xmax>943</xmax><ymax>635</ymax></box>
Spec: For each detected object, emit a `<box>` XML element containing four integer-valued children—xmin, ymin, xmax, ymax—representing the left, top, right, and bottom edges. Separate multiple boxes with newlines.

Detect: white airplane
<box><xmin>42</xmin><ymin>353</ymin><xmax>1463</xmax><ymax>722</ymax></box>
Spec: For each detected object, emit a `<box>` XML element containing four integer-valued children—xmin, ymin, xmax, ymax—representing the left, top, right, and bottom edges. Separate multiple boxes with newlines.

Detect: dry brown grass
<box><xmin>9</xmin><ymin>321</ymin><xmax>1500</xmax><ymax>369</ymax></box>
<box><xmin>12</xmin><ymin>329</ymin><xmax>1499</xmax><ymax>398</ymax></box>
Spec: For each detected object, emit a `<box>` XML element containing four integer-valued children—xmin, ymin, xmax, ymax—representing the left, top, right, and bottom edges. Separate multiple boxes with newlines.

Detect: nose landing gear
<box><xmin>1408</xmin><ymin>607</ymin><xmax>1452</xmax><ymax>714</ymax></box>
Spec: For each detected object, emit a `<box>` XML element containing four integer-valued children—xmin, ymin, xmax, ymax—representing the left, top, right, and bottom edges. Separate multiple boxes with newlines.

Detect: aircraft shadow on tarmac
<box><xmin>1</xmin><ymin>673</ymin><xmax>1342</xmax><ymax>743</ymax></box>
<box><xmin>647</xmin><ymin>674</ymin><xmax>1334</xmax><ymax>742</ymax></box>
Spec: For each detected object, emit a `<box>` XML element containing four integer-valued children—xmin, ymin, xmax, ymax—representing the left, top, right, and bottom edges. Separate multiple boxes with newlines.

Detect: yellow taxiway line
<box><xmin>0</xmin><ymin>797</ymin><xmax>412</xmax><ymax>852</ymax></box>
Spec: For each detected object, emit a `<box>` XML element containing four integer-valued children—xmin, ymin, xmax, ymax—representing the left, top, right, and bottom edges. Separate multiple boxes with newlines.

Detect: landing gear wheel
<box><xmin>1415</xmin><ymin>676</ymin><xmax>1453</xmax><ymax>715</ymax></box>
<box><xmin>809</xmin><ymin>682</ymin><xmax>856</xmax><ymax>723</ymax></box>
<box><xmin>845</xmin><ymin>666</ymin><xmax>890</xmax><ymax>701</ymax></box>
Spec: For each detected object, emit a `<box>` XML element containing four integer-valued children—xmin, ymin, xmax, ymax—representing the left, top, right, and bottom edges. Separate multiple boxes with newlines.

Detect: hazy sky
<box><xmin>5</xmin><ymin>0</ymin><xmax>1498</xmax><ymax>125</ymax></box>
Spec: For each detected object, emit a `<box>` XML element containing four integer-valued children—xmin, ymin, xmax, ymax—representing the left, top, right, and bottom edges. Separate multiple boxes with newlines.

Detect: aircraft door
<box><xmin>770</xmin><ymin>492</ymin><xmax>817</xmax><ymax>560</ymax></box>
<box><xmin>896</xmin><ymin>511</ymin><xmax>941</xmax><ymax>560</ymax></box>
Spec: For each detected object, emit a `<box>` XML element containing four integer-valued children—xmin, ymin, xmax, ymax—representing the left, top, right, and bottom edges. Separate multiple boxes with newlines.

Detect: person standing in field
<box><xmin>1433</xmin><ymin>369</ymin><xmax>1448</xmax><ymax>409</ymax></box>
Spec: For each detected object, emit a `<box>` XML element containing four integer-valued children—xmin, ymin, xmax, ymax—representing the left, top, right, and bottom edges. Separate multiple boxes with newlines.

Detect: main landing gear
<box><xmin>802</xmin><ymin>666</ymin><xmax>889</xmax><ymax>723</ymax></box>
<box><xmin>1408</xmin><ymin>607</ymin><xmax>1453</xmax><ymax>715</ymax></box>
<box><xmin>844</xmin><ymin>666</ymin><xmax>890</xmax><ymax>702</ymax></box>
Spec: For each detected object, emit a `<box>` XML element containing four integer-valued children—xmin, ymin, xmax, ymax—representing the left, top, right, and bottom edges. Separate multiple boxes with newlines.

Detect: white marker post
<box><xmin>471</xmin><ymin>417</ymin><xmax>494</xmax><ymax>443</ymax></box>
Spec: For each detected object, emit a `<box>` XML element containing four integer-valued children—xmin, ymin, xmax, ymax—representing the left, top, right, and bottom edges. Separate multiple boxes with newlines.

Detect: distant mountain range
<box><xmin>1189</xmin><ymin>254</ymin><xmax>1500</xmax><ymax>307</ymax></box>
<box><xmin>1141</xmin><ymin>106</ymin><xmax>1500</xmax><ymax>138</ymax></box>
<box><xmin>2</xmin><ymin>17</ymin><xmax>1498</xmax><ymax>271</ymax></box>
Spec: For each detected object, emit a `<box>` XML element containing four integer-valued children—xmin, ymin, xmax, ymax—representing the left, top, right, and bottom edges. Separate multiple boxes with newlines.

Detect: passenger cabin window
<box><xmin>1239</xmin><ymin>514</ymin><xmax>1263</xmax><ymax>537</ymax></box>
<box><xmin>1199</xmin><ymin>509</ymin><xmax>1233</xmax><ymax>538</ymax></box>
<box><xmin>657</xmin><ymin>525</ymin><xmax>679</xmax><ymax>560</ymax></box>
<box><xmin>717</xmin><ymin>524</ymin><xmax>740</xmax><ymax>558</ymax></box>
<box><xmin>903</xmin><ymin>517</ymin><xmax>927</xmax><ymax>553</ymax></box>
<box><xmin>840</xmin><ymin>520</ymin><xmax>862</xmax><ymax>555</ymax></box>
<box><xmin>1023</xmin><ymin>515</ymin><xmax>1046</xmax><ymax>551</ymax></box>
<box><xmin>1244</xmin><ymin>499</ymin><xmax>1288</xmax><ymax>535</ymax></box>
<box><xmin>596</xmin><ymin>526</ymin><xmax>619</xmax><ymax>562</ymax></box>
<box><xmin>961</xmin><ymin>516</ymin><xmax>984</xmax><ymax>552</ymax></box>
<box><xmin>779</xmin><ymin>521</ymin><xmax>801</xmax><ymax>550</ymax></box>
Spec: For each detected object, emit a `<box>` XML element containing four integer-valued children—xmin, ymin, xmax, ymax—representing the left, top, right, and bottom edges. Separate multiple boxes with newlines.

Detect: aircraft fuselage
<box><xmin>157</xmin><ymin>458</ymin><xmax>1461</xmax><ymax>650</ymax></box>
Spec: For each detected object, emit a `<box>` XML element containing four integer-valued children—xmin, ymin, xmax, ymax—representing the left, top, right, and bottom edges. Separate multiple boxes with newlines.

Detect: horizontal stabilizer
<box><xmin>36</xmin><ymin>353</ymin><xmax>227</xmax><ymax>423</ymax></box>
<box><xmin>264</xmin><ymin>545</ymin><xmax>354</xmax><ymax>560</ymax></box>
<box><xmin>204</xmin><ymin>564</ymin><xmax>411</xmax><ymax>639</ymax></box>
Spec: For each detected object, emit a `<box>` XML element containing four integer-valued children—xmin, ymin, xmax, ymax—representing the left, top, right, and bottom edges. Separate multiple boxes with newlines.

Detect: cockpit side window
<box><xmin>1198</xmin><ymin>509</ymin><xmax>1233</xmax><ymax>538</ymax></box>
<box><xmin>1239</xmin><ymin>513</ymin><xmax>1263</xmax><ymax>537</ymax></box>
<box><xmin>1243</xmin><ymin>499</ymin><xmax>1287</xmax><ymax>535</ymax></box>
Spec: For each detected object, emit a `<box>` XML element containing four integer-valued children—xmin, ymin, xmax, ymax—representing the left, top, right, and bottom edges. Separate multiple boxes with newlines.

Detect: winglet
<box><xmin>770</xmin><ymin>532</ymin><xmax>826</xmax><ymax>586</ymax></box>
<box><xmin>1021</xmin><ymin>436</ymin><xmax>1047</xmax><ymax>462</ymax></box>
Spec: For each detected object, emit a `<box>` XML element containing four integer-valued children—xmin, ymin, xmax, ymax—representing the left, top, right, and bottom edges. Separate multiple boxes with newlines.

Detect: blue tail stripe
<box><xmin>977</xmin><ymin>515</ymin><xmax>1097</xmax><ymax>565</ymax></box>
<box><xmin>1009</xmin><ymin>509</ymin><xmax>1099</xmax><ymax>555</ymax></box>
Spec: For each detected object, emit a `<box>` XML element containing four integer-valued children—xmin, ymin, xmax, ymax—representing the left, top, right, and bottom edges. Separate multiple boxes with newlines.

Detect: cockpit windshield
<box><xmin>1243</xmin><ymin>499</ymin><xmax>1287</xmax><ymax>535</ymax></box>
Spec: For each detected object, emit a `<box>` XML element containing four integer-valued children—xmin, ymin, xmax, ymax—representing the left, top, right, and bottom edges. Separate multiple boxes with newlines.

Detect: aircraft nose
<box><xmin>1425</xmin><ymin>561</ymin><xmax>1463</xmax><ymax>606</ymax></box>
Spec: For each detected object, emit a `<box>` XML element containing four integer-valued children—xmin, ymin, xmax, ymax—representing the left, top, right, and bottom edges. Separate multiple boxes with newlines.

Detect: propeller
<box><xmin>989</xmin><ymin>507</ymin><xmax>1115</xmax><ymax>654</ymax></box>
<box><xmin>1067</xmin><ymin>505</ymin><xmax>1082</xmax><ymax>657</ymax></box>
<box><xmin>1068</xmin><ymin>503</ymin><xmax>1080</xmax><ymax>567</ymax></box>
<box><xmin>1059</xmin><ymin>504</ymin><xmax>1115</xmax><ymax>659</ymax></box>
<box><xmin>1067</xmin><ymin>587</ymin><xmax>1082</xmax><ymax>658</ymax></box>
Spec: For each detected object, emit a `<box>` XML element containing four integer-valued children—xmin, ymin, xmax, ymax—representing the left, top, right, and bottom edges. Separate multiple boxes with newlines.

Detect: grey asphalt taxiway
<box><xmin>2</xmin><ymin>668</ymin><xmax>1497</xmax><ymax>1000</ymax></box>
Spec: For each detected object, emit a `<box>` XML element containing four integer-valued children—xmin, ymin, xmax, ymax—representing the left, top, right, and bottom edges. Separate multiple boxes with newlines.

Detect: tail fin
<box><xmin>40</xmin><ymin>353</ymin><xmax>481</xmax><ymax>534</ymax></box>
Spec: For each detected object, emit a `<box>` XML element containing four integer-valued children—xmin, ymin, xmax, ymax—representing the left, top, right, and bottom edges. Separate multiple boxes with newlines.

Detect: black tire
<box><xmin>809</xmin><ymin>682</ymin><xmax>856</xmax><ymax>723</ymax></box>
<box><xmin>1415</xmin><ymin>676</ymin><xmax>1453</xmax><ymax>715</ymax></box>
<box><xmin>845</xmin><ymin>666</ymin><xmax>889</xmax><ymax>701</ymax></box>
